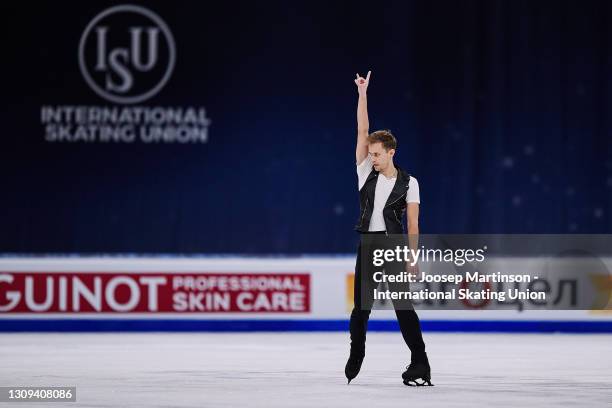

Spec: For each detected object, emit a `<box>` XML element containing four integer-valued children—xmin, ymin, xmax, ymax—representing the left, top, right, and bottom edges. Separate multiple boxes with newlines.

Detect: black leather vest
<box><xmin>354</xmin><ymin>164</ymin><xmax>411</xmax><ymax>234</ymax></box>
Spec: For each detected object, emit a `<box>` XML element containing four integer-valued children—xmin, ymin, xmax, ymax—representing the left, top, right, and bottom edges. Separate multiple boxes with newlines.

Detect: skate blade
<box><xmin>403</xmin><ymin>379</ymin><xmax>434</xmax><ymax>387</ymax></box>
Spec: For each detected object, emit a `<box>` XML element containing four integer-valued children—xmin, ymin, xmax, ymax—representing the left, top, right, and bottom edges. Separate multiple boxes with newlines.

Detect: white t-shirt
<box><xmin>357</xmin><ymin>155</ymin><xmax>420</xmax><ymax>232</ymax></box>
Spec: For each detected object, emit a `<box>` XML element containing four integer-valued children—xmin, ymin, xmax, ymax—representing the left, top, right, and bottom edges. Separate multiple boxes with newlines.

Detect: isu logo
<box><xmin>78</xmin><ymin>4</ymin><xmax>176</xmax><ymax>104</ymax></box>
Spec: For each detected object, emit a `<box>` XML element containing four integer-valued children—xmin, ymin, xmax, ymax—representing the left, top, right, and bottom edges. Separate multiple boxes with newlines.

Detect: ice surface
<box><xmin>1</xmin><ymin>332</ymin><xmax>611</xmax><ymax>407</ymax></box>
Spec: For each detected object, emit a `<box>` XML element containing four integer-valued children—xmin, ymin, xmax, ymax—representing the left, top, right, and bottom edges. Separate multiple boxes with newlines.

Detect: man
<box><xmin>345</xmin><ymin>71</ymin><xmax>432</xmax><ymax>386</ymax></box>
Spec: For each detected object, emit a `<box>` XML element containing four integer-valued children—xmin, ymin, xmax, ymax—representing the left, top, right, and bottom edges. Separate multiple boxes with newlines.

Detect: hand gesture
<box><xmin>354</xmin><ymin>71</ymin><xmax>371</xmax><ymax>94</ymax></box>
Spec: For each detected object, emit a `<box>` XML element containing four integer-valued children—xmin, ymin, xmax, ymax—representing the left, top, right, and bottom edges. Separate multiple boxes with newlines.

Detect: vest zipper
<box><xmin>383</xmin><ymin>193</ymin><xmax>407</xmax><ymax>235</ymax></box>
<box><xmin>384</xmin><ymin>192</ymin><xmax>407</xmax><ymax>208</ymax></box>
<box><xmin>360</xmin><ymin>198</ymin><xmax>369</xmax><ymax>226</ymax></box>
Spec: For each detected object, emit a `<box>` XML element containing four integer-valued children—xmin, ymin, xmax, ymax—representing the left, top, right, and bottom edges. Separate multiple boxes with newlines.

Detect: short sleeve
<box><xmin>406</xmin><ymin>176</ymin><xmax>420</xmax><ymax>203</ymax></box>
<box><xmin>357</xmin><ymin>155</ymin><xmax>373</xmax><ymax>191</ymax></box>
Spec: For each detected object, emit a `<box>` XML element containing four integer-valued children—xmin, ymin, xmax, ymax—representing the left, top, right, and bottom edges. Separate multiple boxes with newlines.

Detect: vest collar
<box><xmin>384</xmin><ymin>164</ymin><xmax>410</xmax><ymax>208</ymax></box>
<box><xmin>366</xmin><ymin>163</ymin><xmax>411</xmax><ymax>208</ymax></box>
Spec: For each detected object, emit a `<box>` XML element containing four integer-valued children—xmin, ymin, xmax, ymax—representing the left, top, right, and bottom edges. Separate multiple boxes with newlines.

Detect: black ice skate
<box><xmin>344</xmin><ymin>348</ymin><xmax>364</xmax><ymax>384</ymax></box>
<box><xmin>402</xmin><ymin>352</ymin><xmax>433</xmax><ymax>386</ymax></box>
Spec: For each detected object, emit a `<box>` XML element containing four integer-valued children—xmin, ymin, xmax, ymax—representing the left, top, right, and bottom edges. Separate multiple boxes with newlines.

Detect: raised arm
<box><xmin>355</xmin><ymin>71</ymin><xmax>371</xmax><ymax>165</ymax></box>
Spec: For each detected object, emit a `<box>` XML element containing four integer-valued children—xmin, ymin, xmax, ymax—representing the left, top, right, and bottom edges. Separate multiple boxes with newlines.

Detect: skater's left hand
<box><xmin>406</xmin><ymin>262</ymin><xmax>421</xmax><ymax>281</ymax></box>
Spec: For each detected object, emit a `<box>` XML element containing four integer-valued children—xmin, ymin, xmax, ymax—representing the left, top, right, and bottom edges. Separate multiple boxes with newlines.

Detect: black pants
<box><xmin>349</xmin><ymin>232</ymin><xmax>426</xmax><ymax>361</ymax></box>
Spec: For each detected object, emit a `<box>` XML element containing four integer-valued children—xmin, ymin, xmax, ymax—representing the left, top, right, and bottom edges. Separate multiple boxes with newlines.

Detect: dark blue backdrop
<box><xmin>1</xmin><ymin>0</ymin><xmax>611</xmax><ymax>254</ymax></box>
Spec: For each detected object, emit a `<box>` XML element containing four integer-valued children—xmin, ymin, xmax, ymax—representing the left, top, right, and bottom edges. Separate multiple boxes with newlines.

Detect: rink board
<box><xmin>0</xmin><ymin>257</ymin><xmax>610</xmax><ymax>332</ymax></box>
